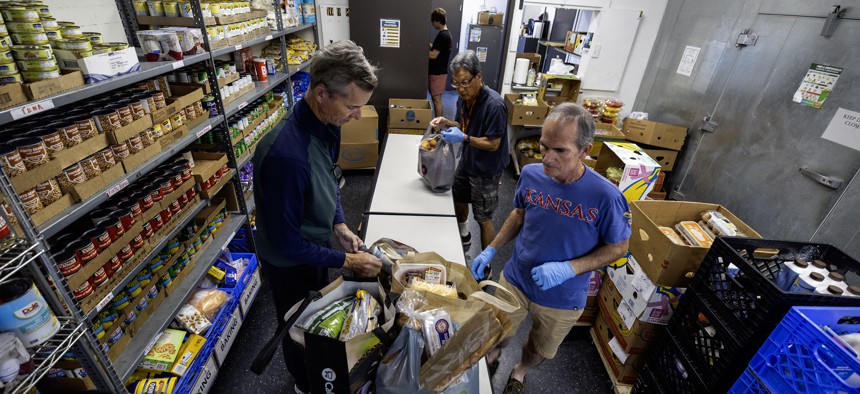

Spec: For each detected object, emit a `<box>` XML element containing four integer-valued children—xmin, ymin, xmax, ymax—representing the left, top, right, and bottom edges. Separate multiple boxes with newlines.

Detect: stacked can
<box><xmin>0</xmin><ymin>3</ymin><xmax>61</xmax><ymax>83</ymax></box>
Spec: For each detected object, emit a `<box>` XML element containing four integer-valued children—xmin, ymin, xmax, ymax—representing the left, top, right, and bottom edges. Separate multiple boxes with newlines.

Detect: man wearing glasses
<box><xmin>430</xmin><ymin>50</ymin><xmax>509</xmax><ymax>263</ymax></box>
<box><xmin>252</xmin><ymin>41</ymin><xmax>383</xmax><ymax>394</ymax></box>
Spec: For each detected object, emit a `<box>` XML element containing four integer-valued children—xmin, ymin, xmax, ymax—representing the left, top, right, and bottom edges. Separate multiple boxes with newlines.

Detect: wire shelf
<box><xmin>0</xmin><ymin>240</ymin><xmax>43</xmax><ymax>286</ymax></box>
<box><xmin>7</xmin><ymin>317</ymin><xmax>88</xmax><ymax>394</ymax></box>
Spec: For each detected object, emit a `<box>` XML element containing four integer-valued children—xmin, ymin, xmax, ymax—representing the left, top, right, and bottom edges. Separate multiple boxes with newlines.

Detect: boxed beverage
<box><xmin>597</xmin><ymin>278</ymin><xmax>665</xmax><ymax>353</ymax></box>
<box><xmin>594</xmin><ymin>142</ymin><xmax>662</xmax><ymax>202</ymax></box>
<box><xmin>54</xmin><ymin>48</ymin><xmax>141</xmax><ymax>84</ymax></box>
<box><xmin>388</xmin><ymin>99</ymin><xmax>432</xmax><ymax>129</ymax></box>
<box><xmin>537</xmin><ymin>74</ymin><xmax>581</xmax><ymax>107</ymax></box>
<box><xmin>622</xmin><ymin>119</ymin><xmax>687</xmax><ymax>151</ymax></box>
<box><xmin>629</xmin><ymin>200</ymin><xmax>760</xmax><ymax>287</ymax></box>
<box><xmin>338</xmin><ymin>142</ymin><xmax>379</xmax><ymax>170</ymax></box>
<box><xmin>341</xmin><ymin>106</ymin><xmax>379</xmax><ymax>143</ymax></box>
<box><xmin>477</xmin><ymin>11</ymin><xmax>504</xmax><ymax>26</ymax></box>
<box><xmin>606</xmin><ymin>253</ymin><xmax>686</xmax><ymax>327</ymax></box>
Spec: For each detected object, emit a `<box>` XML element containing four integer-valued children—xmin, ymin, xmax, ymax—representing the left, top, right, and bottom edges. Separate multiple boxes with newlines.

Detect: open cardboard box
<box><xmin>477</xmin><ymin>11</ymin><xmax>504</xmax><ymax>26</ymax></box>
<box><xmin>191</xmin><ymin>152</ymin><xmax>228</xmax><ymax>184</ymax></box>
<box><xmin>538</xmin><ymin>74</ymin><xmax>581</xmax><ymax>107</ymax></box>
<box><xmin>108</xmin><ymin>116</ymin><xmax>154</xmax><ymax>145</ymax></box>
<box><xmin>341</xmin><ymin>106</ymin><xmax>379</xmax><ymax>144</ymax></box>
<box><xmin>54</xmin><ymin>48</ymin><xmax>141</xmax><ymax>84</ymax></box>
<box><xmin>592</xmin><ymin>310</ymin><xmax>651</xmax><ymax>385</ymax></box>
<box><xmin>160</xmin><ymin>124</ymin><xmax>189</xmax><ymax>149</ymax></box>
<box><xmin>199</xmin><ymin>169</ymin><xmax>234</xmax><ymax>200</ymax></box>
<box><xmin>592</xmin><ymin>123</ymin><xmax>627</xmax><ymax>157</ymax></box>
<box><xmin>388</xmin><ymin>99</ymin><xmax>433</xmax><ymax>129</ymax></box>
<box><xmin>338</xmin><ymin>141</ymin><xmax>379</xmax><ymax>170</ymax></box>
<box><xmin>606</xmin><ymin>253</ymin><xmax>686</xmax><ymax>327</ymax></box>
<box><xmin>629</xmin><ymin>200</ymin><xmax>761</xmax><ymax>287</ymax></box>
<box><xmin>0</xmin><ymin>82</ymin><xmax>28</xmax><ymax>110</ymax></box>
<box><xmin>24</xmin><ymin>70</ymin><xmax>85</xmax><ymax>100</ymax></box>
<box><xmin>121</xmin><ymin>143</ymin><xmax>161</xmax><ymax>173</ymax></box>
<box><xmin>597</xmin><ymin>278</ymin><xmax>666</xmax><ymax>354</ymax></box>
<box><xmin>622</xmin><ymin>119</ymin><xmax>687</xmax><ymax>151</ymax></box>
<box><xmin>505</xmin><ymin>93</ymin><xmax>548</xmax><ymax>126</ymax></box>
<box><xmin>196</xmin><ymin>198</ymin><xmax>227</xmax><ymax>228</ymax></box>
<box><xmin>594</xmin><ymin>142</ymin><xmax>661</xmax><ymax>202</ymax></box>
<box><xmin>30</xmin><ymin>194</ymin><xmax>75</xmax><ymax>227</ymax></box>
<box><xmin>68</xmin><ymin>165</ymin><xmax>125</xmax><ymax>202</ymax></box>
<box><xmin>642</xmin><ymin>148</ymin><xmax>679</xmax><ymax>172</ymax></box>
<box><xmin>10</xmin><ymin>134</ymin><xmax>111</xmax><ymax>193</ymax></box>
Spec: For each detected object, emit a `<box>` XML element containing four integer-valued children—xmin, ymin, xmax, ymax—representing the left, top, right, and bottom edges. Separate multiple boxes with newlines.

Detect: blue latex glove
<box><xmin>531</xmin><ymin>261</ymin><xmax>576</xmax><ymax>290</ymax></box>
<box><xmin>471</xmin><ymin>246</ymin><xmax>496</xmax><ymax>280</ymax></box>
<box><xmin>441</xmin><ymin>127</ymin><xmax>466</xmax><ymax>144</ymax></box>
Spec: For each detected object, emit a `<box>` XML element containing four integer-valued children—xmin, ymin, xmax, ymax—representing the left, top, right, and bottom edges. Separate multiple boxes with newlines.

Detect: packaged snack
<box><xmin>170</xmin><ymin>334</ymin><xmax>206</xmax><ymax>376</ymax></box>
<box><xmin>175</xmin><ymin>304</ymin><xmax>212</xmax><ymax>335</ymax></box>
<box><xmin>701</xmin><ymin>210</ymin><xmax>746</xmax><ymax>237</ymax></box>
<box><xmin>658</xmin><ymin>226</ymin><xmax>686</xmax><ymax>246</ymax></box>
<box><xmin>187</xmin><ymin>289</ymin><xmax>229</xmax><ymax>320</ymax></box>
<box><xmin>131</xmin><ymin>377</ymin><xmax>177</xmax><ymax>394</ymax></box>
<box><xmin>675</xmin><ymin>221</ymin><xmax>713</xmax><ymax>248</ymax></box>
<box><xmin>419</xmin><ymin>308</ymin><xmax>454</xmax><ymax>358</ymax></box>
<box><xmin>140</xmin><ymin>329</ymin><xmax>185</xmax><ymax>372</ymax></box>
<box><xmin>394</xmin><ymin>263</ymin><xmax>446</xmax><ymax>286</ymax></box>
<box><xmin>297</xmin><ymin>297</ymin><xmax>352</xmax><ymax>339</ymax></box>
<box><xmin>339</xmin><ymin>290</ymin><xmax>380</xmax><ymax>341</ymax></box>
<box><xmin>410</xmin><ymin>278</ymin><xmax>458</xmax><ymax>299</ymax></box>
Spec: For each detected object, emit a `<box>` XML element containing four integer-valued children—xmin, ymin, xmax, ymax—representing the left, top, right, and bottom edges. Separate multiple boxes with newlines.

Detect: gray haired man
<box><xmin>253</xmin><ymin>40</ymin><xmax>383</xmax><ymax>393</ymax></box>
<box><xmin>429</xmin><ymin>50</ymin><xmax>509</xmax><ymax>253</ymax></box>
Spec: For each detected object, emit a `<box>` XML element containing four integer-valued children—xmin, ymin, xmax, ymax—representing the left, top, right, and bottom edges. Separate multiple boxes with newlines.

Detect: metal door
<box><xmin>430</xmin><ymin>0</ymin><xmax>462</xmax><ymax>90</ymax></box>
<box><xmin>635</xmin><ymin>1</ymin><xmax>860</xmax><ymax>258</ymax></box>
<box><xmin>467</xmin><ymin>24</ymin><xmax>505</xmax><ymax>90</ymax></box>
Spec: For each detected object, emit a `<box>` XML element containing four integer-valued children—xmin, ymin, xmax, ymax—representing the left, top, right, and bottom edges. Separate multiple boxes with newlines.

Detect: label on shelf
<box><xmin>95</xmin><ymin>291</ymin><xmax>114</xmax><ymax>312</ymax></box>
<box><xmin>107</xmin><ymin>179</ymin><xmax>130</xmax><ymax>197</ymax></box>
<box><xmin>190</xmin><ymin>355</ymin><xmax>219</xmax><ymax>393</ymax></box>
<box><xmin>239</xmin><ymin>269</ymin><xmax>261</xmax><ymax>318</ymax></box>
<box><xmin>172</xmin><ymin>60</ymin><xmax>185</xmax><ymax>69</ymax></box>
<box><xmin>214</xmin><ymin>308</ymin><xmax>243</xmax><ymax>365</ymax></box>
<box><xmin>196</xmin><ymin>124</ymin><xmax>212</xmax><ymax>138</ymax></box>
<box><xmin>235</xmin><ymin>44</ymin><xmax>243</xmax><ymax>51</ymax></box>
<box><xmin>237</xmin><ymin>101</ymin><xmax>248</xmax><ymax>110</ymax></box>
<box><xmin>265</xmin><ymin>35</ymin><xmax>273</xmax><ymax>41</ymax></box>
<box><xmin>11</xmin><ymin>99</ymin><xmax>55</xmax><ymax>120</ymax></box>
<box><xmin>221</xmin><ymin>231</ymin><xmax>236</xmax><ymax>252</ymax></box>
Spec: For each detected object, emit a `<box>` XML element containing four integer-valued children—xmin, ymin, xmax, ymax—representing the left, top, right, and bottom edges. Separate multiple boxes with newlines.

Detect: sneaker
<box><xmin>461</xmin><ymin>232</ymin><xmax>472</xmax><ymax>247</ymax></box>
<box><xmin>503</xmin><ymin>375</ymin><xmax>525</xmax><ymax>394</ymax></box>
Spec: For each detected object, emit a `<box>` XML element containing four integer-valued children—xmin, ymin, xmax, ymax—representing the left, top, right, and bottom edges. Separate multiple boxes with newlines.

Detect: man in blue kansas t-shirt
<box><xmin>471</xmin><ymin>103</ymin><xmax>631</xmax><ymax>393</ymax></box>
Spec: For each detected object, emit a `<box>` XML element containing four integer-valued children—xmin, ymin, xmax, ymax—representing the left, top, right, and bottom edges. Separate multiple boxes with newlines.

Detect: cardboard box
<box><xmin>53</xmin><ymin>133</ymin><xmax>110</xmax><ymax>169</ymax></box>
<box><xmin>140</xmin><ymin>328</ymin><xmax>185</xmax><ymax>372</ymax></box>
<box><xmin>597</xmin><ymin>278</ymin><xmax>665</xmax><ymax>353</ymax></box>
<box><xmin>0</xmin><ymin>83</ymin><xmax>27</xmax><ymax>110</ymax></box>
<box><xmin>54</xmin><ymin>48</ymin><xmax>141</xmax><ymax>84</ymax></box>
<box><xmin>195</xmin><ymin>198</ymin><xmax>227</xmax><ymax>228</ymax></box>
<box><xmin>606</xmin><ymin>253</ymin><xmax>686</xmax><ymax>327</ymax></box>
<box><xmin>191</xmin><ymin>152</ymin><xmax>228</xmax><ymax>184</ymax></box>
<box><xmin>592</xmin><ymin>311</ymin><xmax>650</xmax><ymax>384</ymax></box>
<box><xmin>477</xmin><ymin>11</ymin><xmax>504</xmax><ymax>26</ymax></box>
<box><xmin>338</xmin><ymin>142</ymin><xmax>378</xmax><ymax>170</ymax></box>
<box><xmin>592</xmin><ymin>123</ymin><xmax>627</xmax><ymax>157</ymax></box>
<box><xmin>537</xmin><ymin>74</ymin><xmax>581</xmax><ymax>107</ymax></box>
<box><xmin>622</xmin><ymin>119</ymin><xmax>687</xmax><ymax>151</ymax></box>
<box><xmin>199</xmin><ymin>169</ymin><xmax>234</xmax><ymax>200</ymax></box>
<box><xmin>388</xmin><ymin>99</ymin><xmax>432</xmax><ymax>129</ymax></box>
<box><xmin>103</xmin><ymin>324</ymin><xmax>131</xmax><ymax>362</ymax></box>
<box><xmin>387</xmin><ymin>128</ymin><xmax>424</xmax><ymax>135</ymax></box>
<box><xmin>169</xmin><ymin>85</ymin><xmax>205</xmax><ymax>109</ymax></box>
<box><xmin>108</xmin><ymin>116</ymin><xmax>154</xmax><ymax>145</ymax></box>
<box><xmin>341</xmin><ymin>105</ymin><xmax>379</xmax><ymax>143</ymax></box>
<box><xmin>642</xmin><ymin>148</ymin><xmax>679</xmax><ymax>172</ymax></box>
<box><xmin>595</xmin><ymin>142</ymin><xmax>662</xmax><ymax>202</ymax></box>
<box><xmin>629</xmin><ymin>200</ymin><xmax>761</xmax><ymax>287</ymax></box>
<box><xmin>576</xmin><ymin>269</ymin><xmax>605</xmax><ymax>324</ymax></box>
<box><xmin>171</xmin><ymin>334</ymin><xmax>207</xmax><ymax>376</ymax></box>
<box><xmin>29</xmin><ymin>193</ymin><xmax>74</xmax><ymax>227</ymax></box>
<box><xmin>68</xmin><ymin>164</ymin><xmax>125</xmax><ymax>202</ymax></box>
<box><xmin>159</xmin><ymin>124</ymin><xmax>188</xmax><ymax>149</ymax></box>
<box><xmin>24</xmin><ymin>70</ymin><xmax>85</xmax><ymax>100</ymax></box>
<box><xmin>505</xmin><ymin>93</ymin><xmax>548</xmax><ymax>126</ymax></box>
<box><xmin>150</xmin><ymin>102</ymin><xmax>178</xmax><ymax>125</ymax></box>
<box><xmin>9</xmin><ymin>160</ymin><xmax>63</xmax><ymax>195</ymax></box>
<box><xmin>122</xmin><ymin>143</ymin><xmax>160</xmax><ymax>173</ymax></box>
<box><xmin>515</xmin><ymin>53</ymin><xmax>541</xmax><ymax>74</ymax></box>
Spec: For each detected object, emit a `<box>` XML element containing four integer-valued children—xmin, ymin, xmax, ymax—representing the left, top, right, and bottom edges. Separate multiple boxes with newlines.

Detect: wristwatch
<box><xmin>464</xmin><ymin>135</ymin><xmax>471</xmax><ymax>145</ymax></box>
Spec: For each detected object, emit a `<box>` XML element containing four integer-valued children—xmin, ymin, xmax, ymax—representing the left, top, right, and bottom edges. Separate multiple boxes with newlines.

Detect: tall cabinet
<box><xmin>0</xmin><ymin>1</ymin><xmax>318</xmax><ymax>392</ymax></box>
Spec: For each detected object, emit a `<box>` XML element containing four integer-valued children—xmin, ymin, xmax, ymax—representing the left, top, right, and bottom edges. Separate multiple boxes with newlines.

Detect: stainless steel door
<box><xmin>635</xmin><ymin>0</ymin><xmax>860</xmax><ymax>258</ymax></box>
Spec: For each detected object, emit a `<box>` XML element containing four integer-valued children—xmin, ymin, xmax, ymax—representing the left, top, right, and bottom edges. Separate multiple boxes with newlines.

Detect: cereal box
<box><xmin>140</xmin><ymin>329</ymin><xmax>185</xmax><ymax>372</ymax></box>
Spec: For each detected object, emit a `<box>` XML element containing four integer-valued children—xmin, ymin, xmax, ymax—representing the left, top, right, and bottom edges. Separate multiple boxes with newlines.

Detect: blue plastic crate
<box><xmin>728</xmin><ymin>368</ymin><xmax>772</xmax><ymax>394</ymax></box>
<box><xmin>749</xmin><ymin>306</ymin><xmax>860</xmax><ymax>394</ymax></box>
<box><xmin>220</xmin><ymin>253</ymin><xmax>257</xmax><ymax>296</ymax></box>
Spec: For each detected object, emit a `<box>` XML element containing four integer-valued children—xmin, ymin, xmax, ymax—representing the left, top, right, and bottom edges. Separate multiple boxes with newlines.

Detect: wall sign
<box><xmin>794</xmin><ymin>63</ymin><xmax>842</xmax><ymax>109</ymax></box>
<box><xmin>676</xmin><ymin>46</ymin><xmax>700</xmax><ymax>77</ymax></box>
<box><xmin>380</xmin><ymin>19</ymin><xmax>400</xmax><ymax>48</ymax></box>
<box><xmin>822</xmin><ymin>107</ymin><xmax>860</xmax><ymax>152</ymax></box>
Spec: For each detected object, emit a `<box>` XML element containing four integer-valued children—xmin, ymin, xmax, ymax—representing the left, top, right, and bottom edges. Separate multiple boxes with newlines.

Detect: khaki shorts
<box><xmin>499</xmin><ymin>272</ymin><xmax>583</xmax><ymax>359</ymax></box>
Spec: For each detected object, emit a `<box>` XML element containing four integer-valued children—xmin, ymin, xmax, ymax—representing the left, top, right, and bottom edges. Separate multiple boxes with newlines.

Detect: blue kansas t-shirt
<box><xmin>503</xmin><ymin>164</ymin><xmax>631</xmax><ymax>310</ymax></box>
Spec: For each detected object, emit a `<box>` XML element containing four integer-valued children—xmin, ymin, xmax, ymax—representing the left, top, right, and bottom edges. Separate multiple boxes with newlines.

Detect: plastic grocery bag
<box><xmin>418</xmin><ymin>126</ymin><xmax>458</xmax><ymax>193</ymax></box>
<box><xmin>376</xmin><ymin>327</ymin><xmax>478</xmax><ymax>394</ymax></box>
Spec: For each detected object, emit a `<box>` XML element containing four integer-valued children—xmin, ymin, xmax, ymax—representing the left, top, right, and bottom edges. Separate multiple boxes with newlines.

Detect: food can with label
<box><xmin>40</xmin><ymin>17</ymin><xmax>58</xmax><ymax>30</ymax></box>
<box><xmin>16</xmin><ymin>58</ymin><xmax>56</xmax><ymax>71</ymax></box>
<box><xmin>163</xmin><ymin>1</ymin><xmax>179</xmax><ymax>17</ymax></box>
<box><xmin>10</xmin><ymin>45</ymin><xmax>52</xmax><ymax>60</ymax></box>
<box><xmin>21</xmin><ymin>66</ymin><xmax>59</xmax><ymax>82</ymax></box>
<box><xmin>133</xmin><ymin>0</ymin><xmax>148</xmax><ymax>16</ymax></box>
<box><xmin>92</xmin><ymin>44</ymin><xmax>112</xmax><ymax>55</ymax></box>
<box><xmin>81</xmin><ymin>32</ymin><xmax>102</xmax><ymax>44</ymax></box>
<box><xmin>6</xmin><ymin>21</ymin><xmax>44</xmax><ymax>33</ymax></box>
<box><xmin>11</xmin><ymin>32</ymin><xmax>49</xmax><ymax>45</ymax></box>
<box><xmin>1</xmin><ymin>8</ymin><xmax>40</xmax><ymax>22</ymax></box>
<box><xmin>57</xmin><ymin>38</ymin><xmax>91</xmax><ymax>51</ymax></box>
<box><xmin>59</xmin><ymin>25</ymin><xmax>82</xmax><ymax>38</ymax></box>
<box><xmin>0</xmin><ymin>62</ymin><xmax>17</xmax><ymax>74</ymax></box>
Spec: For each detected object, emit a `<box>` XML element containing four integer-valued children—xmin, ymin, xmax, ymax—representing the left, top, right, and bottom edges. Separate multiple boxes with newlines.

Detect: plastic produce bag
<box><xmin>188</xmin><ymin>289</ymin><xmax>230</xmax><ymax>320</ymax></box>
<box><xmin>418</xmin><ymin>126</ymin><xmax>458</xmax><ymax>193</ymax></box>
<box><xmin>376</xmin><ymin>327</ymin><xmax>478</xmax><ymax>394</ymax></box>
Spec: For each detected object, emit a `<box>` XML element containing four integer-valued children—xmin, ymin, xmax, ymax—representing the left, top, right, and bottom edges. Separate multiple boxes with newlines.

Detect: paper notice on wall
<box><xmin>675</xmin><ymin>45</ymin><xmax>700</xmax><ymax>76</ymax></box>
<box><xmin>822</xmin><ymin>107</ymin><xmax>860</xmax><ymax>152</ymax></box>
<box><xmin>380</xmin><ymin>19</ymin><xmax>400</xmax><ymax>48</ymax></box>
<box><xmin>476</xmin><ymin>47</ymin><xmax>488</xmax><ymax>62</ymax></box>
<box><xmin>794</xmin><ymin>63</ymin><xmax>842</xmax><ymax>109</ymax></box>
<box><xmin>469</xmin><ymin>29</ymin><xmax>481</xmax><ymax>43</ymax></box>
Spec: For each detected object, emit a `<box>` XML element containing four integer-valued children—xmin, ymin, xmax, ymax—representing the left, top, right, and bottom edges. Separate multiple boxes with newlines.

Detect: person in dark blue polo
<box><xmin>252</xmin><ymin>41</ymin><xmax>382</xmax><ymax>394</ymax></box>
<box><xmin>430</xmin><ymin>50</ymin><xmax>510</xmax><ymax>256</ymax></box>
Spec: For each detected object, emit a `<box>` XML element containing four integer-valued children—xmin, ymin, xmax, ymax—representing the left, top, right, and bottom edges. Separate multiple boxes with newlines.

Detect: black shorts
<box><xmin>452</xmin><ymin>168</ymin><xmax>502</xmax><ymax>222</ymax></box>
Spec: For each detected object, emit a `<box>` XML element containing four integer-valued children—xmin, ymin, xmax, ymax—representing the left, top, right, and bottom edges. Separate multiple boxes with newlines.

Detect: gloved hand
<box><xmin>471</xmin><ymin>246</ymin><xmax>496</xmax><ymax>280</ymax></box>
<box><xmin>531</xmin><ymin>261</ymin><xmax>576</xmax><ymax>290</ymax></box>
<box><xmin>442</xmin><ymin>127</ymin><xmax>466</xmax><ymax>144</ymax></box>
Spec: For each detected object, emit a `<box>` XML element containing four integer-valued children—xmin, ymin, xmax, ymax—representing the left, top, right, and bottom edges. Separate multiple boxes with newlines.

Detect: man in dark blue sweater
<box><xmin>252</xmin><ymin>41</ymin><xmax>382</xmax><ymax>393</ymax></box>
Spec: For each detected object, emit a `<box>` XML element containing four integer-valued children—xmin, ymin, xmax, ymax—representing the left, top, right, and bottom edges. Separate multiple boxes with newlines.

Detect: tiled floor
<box><xmin>210</xmin><ymin>92</ymin><xmax>615</xmax><ymax>393</ymax></box>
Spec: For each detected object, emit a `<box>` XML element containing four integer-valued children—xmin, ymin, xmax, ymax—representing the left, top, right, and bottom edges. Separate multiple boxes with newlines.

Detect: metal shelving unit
<box><xmin>0</xmin><ymin>0</ymin><xmax>308</xmax><ymax>391</ymax></box>
<box><xmin>112</xmin><ymin>215</ymin><xmax>246</xmax><ymax>382</ymax></box>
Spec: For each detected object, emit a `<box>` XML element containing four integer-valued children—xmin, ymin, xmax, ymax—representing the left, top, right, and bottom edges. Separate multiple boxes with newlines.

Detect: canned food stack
<box><xmin>204</xmin><ymin>17</ymin><xmax>268</xmax><ymax>49</ymax></box>
<box><xmin>0</xmin><ymin>2</ymin><xmax>62</xmax><ymax>83</ymax></box>
<box><xmin>135</xmin><ymin>1</ymin><xmax>253</xmax><ymax>19</ymax></box>
<box><xmin>219</xmin><ymin>72</ymin><xmax>253</xmax><ymax>102</ymax></box>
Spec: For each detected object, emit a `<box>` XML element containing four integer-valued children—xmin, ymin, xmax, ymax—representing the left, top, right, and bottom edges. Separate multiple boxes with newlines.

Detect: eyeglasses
<box><xmin>451</xmin><ymin>75</ymin><xmax>476</xmax><ymax>89</ymax></box>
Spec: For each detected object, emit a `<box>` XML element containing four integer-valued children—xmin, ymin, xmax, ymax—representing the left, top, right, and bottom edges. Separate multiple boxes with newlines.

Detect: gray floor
<box><xmin>209</xmin><ymin>91</ymin><xmax>614</xmax><ymax>393</ymax></box>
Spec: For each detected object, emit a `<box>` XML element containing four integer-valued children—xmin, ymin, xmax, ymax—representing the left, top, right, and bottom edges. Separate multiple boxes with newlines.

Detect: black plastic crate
<box><xmin>691</xmin><ymin>237</ymin><xmax>860</xmax><ymax>344</ymax></box>
<box><xmin>643</xmin><ymin>328</ymin><xmax>708</xmax><ymax>394</ymax></box>
<box><xmin>666</xmin><ymin>291</ymin><xmax>748</xmax><ymax>393</ymax></box>
<box><xmin>632</xmin><ymin>366</ymin><xmax>666</xmax><ymax>394</ymax></box>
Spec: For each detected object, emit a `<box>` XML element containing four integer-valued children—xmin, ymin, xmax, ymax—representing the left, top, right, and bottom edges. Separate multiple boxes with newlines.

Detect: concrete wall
<box><xmin>44</xmin><ymin>0</ymin><xmax>129</xmax><ymax>43</ymax></box>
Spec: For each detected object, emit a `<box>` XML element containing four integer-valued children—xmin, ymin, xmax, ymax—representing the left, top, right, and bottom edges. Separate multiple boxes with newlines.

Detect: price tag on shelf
<box><xmin>238</xmin><ymin>101</ymin><xmax>248</xmax><ymax>110</ymax></box>
<box><xmin>196</xmin><ymin>124</ymin><xmax>213</xmax><ymax>138</ymax></box>
<box><xmin>11</xmin><ymin>99</ymin><xmax>54</xmax><ymax>120</ymax></box>
<box><xmin>143</xmin><ymin>335</ymin><xmax>160</xmax><ymax>356</ymax></box>
<box><xmin>235</xmin><ymin>44</ymin><xmax>243</xmax><ymax>51</ymax></box>
<box><xmin>265</xmin><ymin>35</ymin><xmax>273</xmax><ymax>41</ymax></box>
<box><xmin>172</xmin><ymin>60</ymin><xmax>185</xmax><ymax>69</ymax></box>
<box><xmin>106</xmin><ymin>179</ymin><xmax>130</xmax><ymax>197</ymax></box>
<box><xmin>221</xmin><ymin>231</ymin><xmax>236</xmax><ymax>251</ymax></box>
<box><xmin>95</xmin><ymin>292</ymin><xmax>114</xmax><ymax>312</ymax></box>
